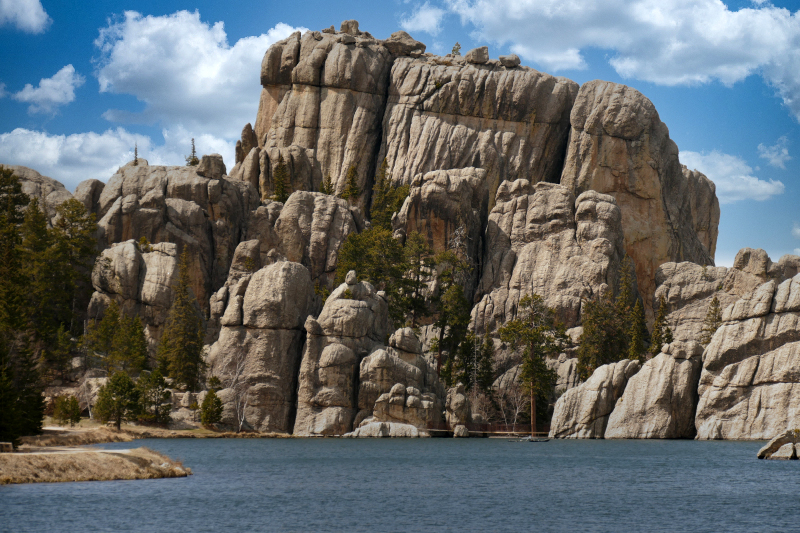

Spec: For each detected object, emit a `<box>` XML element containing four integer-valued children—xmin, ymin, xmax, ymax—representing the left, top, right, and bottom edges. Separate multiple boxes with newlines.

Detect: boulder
<box><xmin>465</xmin><ymin>46</ymin><xmax>489</xmax><ymax>64</ymax></box>
<box><xmin>344</xmin><ymin>421</ymin><xmax>429</xmax><ymax>438</ymax></box>
<box><xmin>499</xmin><ymin>54</ymin><xmax>520</xmax><ymax>68</ymax></box>
<box><xmin>758</xmin><ymin>430</ymin><xmax>800</xmax><ymax>459</ymax></box>
<box><xmin>206</xmin><ymin>261</ymin><xmax>314</xmax><ymax>433</ymax></box>
<box><xmin>383</xmin><ymin>31</ymin><xmax>426</xmax><ymax>56</ymax></box>
<box><xmin>196</xmin><ymin>154</ymin><xmax>226</xmax><ymax>180</ymax></box>
<box><xmin>473</xmin><ymin>181</ymin><xmax>626</xmax><ymax>340</ymax></box>
<box><xmin>560</xmin><ymin>80</ymin><xmax>719</xmax><ymax>322</ymax></box>
<box><xmin>549</xmin><ymin>359</ymin><xmax>640</xmax><ymax>438</ymax></box>
<box><xmin>605</xmin><ymin>341</ymin><xmax>703</xmax><ymax>439</ymax></box>
<box><xmin>74</xmin><ymin>179</ymin><xmax>105</xmax><ymax>216</ymax></box>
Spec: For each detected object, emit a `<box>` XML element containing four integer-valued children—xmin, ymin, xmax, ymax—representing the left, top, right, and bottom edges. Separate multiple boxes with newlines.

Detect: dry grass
<box><xmin>20</xmin><ymin>427</ymin><xmax>134</xmax><ymax>447</ymax></box>
<box><xmin>0</xmin><ymin>447</ymin><xmax>191</xmax><ymax>485</ymax></box>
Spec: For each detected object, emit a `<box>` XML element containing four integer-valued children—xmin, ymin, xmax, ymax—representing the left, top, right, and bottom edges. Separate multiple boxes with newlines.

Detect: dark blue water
<box><xmin>1</xmin><ymin>438</ymin><xmax>796</xmax><ymax>532</ymax></box>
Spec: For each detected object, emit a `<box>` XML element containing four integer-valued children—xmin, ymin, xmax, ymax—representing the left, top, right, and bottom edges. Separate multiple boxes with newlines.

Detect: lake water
<box><xmin>1</xmin><ymin>438</ymin><xmax>797</xmax><ymax>532</ymax></box>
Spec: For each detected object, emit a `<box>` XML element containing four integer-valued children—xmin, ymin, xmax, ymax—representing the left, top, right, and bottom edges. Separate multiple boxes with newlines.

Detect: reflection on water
<box><xmin>1</xmin><ymin>438</ymin><xmax>796</xmax><ymax>532</ymax></box>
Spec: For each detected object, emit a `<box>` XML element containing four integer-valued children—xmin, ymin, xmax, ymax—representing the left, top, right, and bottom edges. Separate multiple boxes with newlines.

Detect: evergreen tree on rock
<box><xmin>651</xmin><ymin>294</ymin><xmax>671</xmax><ymax>355</ymax></box>
<box><xmin>272</xmin><ymin>154</ymin><xmax>291</xmax><ymax>203</ymax></box>
<box><xmin>185</xmin><ymin>138</ymin><xmax>199</xmax><ymax>166</ymax></box>
<box><xmin>700</xmin><ymin>295</ymin><xmax>723</xmax><ymax>346</ymax></box>
<box><xmin>137</xmin><ymin>369</ymin><xmax>172</xmax><ymax>425</ymax></box>
<box><xmin>157</xmin><ymin>249</ymin><xmax>205</xmax><ymax>391</ymax></box>
<box><xmin>320</xmin><ymin>174</ymin><xmax>334</xmax><ymax>196</ymax></box>
<box><xmin>94</xmin><ymin>371</ymin><xmax>139</xmax><ymax>430</ymax></box>
<box><xmin>339</xmin><ymin>165</ymin><xmax>360</xmax><ymax>204</ymax></box>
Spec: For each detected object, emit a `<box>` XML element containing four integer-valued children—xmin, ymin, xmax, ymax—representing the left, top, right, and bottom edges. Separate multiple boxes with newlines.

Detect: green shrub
<box><xmin>53</xmin><ymin>395</ymin><xmax>81</xmax><ymax>426</ymax></box>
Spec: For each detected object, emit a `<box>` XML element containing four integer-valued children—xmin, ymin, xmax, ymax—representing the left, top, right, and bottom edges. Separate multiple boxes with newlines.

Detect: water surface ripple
<box><xmin>1</xmin><ymin>438</ymin><xmax>796</xmax><ymax>532</ymax></box>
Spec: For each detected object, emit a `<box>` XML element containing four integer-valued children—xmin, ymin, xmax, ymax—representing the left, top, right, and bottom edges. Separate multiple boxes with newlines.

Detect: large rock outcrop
<box><xmin>549</xmin><ymin>359</ymin><xmax>640</xmax><ymax>438</ymax></box>
<box><xmin>9</xmin><ymin>165</ymin><xmax>73</xmax><ymax>226</ymax></box>
<box><xmin>206</xmin><ymin>261</ymin><xmax>314</xmax><ymax>433</ymax></box>
<box><xmin>474</xmin><ymin>180</ymin><xmax>626</xmax><ymax>335</ymax></box>
<box><xmin>605</xmin><ymin>341</ymin><xmax>703</xmax><ymax>439</ymax></box>
<box><xmin>560</xmin><ymin>80</ymin><xmax>720</xmax><ymax>321</ymax></box>
<box><xmin>92</xmin><ymin>158</ymin><xmax>260</xmax><ymax>314</ymax></box>
<box><xmin>695</xmin><ymin>268</ymin><xmax>800</xmax><ymax>440</ymax></box>
<box><xmin>88</xmin><ymin>240</ymin><xmax>179</xmax><ymax>353</ymax></box>
<box><xmin>293</xmin><ymin>272</ymin><xmax>389</xmax><ymax>435</ymax></box>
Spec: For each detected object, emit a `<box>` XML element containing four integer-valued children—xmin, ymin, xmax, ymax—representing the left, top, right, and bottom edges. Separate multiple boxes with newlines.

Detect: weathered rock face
<box><xmin>88</xmin><ymin>240</ymin><xmax>179</xmax><ymax>353</ymax></box>
<box><xmin>605</xmin><ymin>341</ymin><xmax>703</xmax><ymax>439</ymax></box>
<box><xmin>256</xmin><ymin>27</ymin><xmax>424</xmax><ymax>207</ymax></box>
<box><xmin>9</xmin><ymin>165</ymin><xmax>73</xmax><ymax>226</ymax></box>
<box><xmin>560</xmin><ymin>80</ymin><xmax>719</xmax><ymax>322</ymax></box>
<box><xmin>356</xmin><ymin>328</ymin><xmax>444</xmax><ymax>430</ymax></box>
<box><xmin>392</xmin><ymin>168</ymin><xmax>489</xmax><ymax>297</ymax></box>
<box><xmin>294</xmin><ymin>272</ymin><xmax>390</xmax><ymax>436</ymax></box>
<box><xmin>549</xmin><ymin>359</ymin><xmax>640</xmax><ymax>438</ymax></box>
<box><xmin>93</xmin><ymin>159</ymin><xmax>260</xmax><ymax>314</ymax></box>
<box><xmin>206</xmin><ymin>261</ymin><xmax>314</xmax><ymax>433</ymax></box>
<box><xmin>379</xmin><ymin>55</ymin><xmax>578</xmax><ymax>205</ymax></box>
<box><xmin>474</xmin><ymin>180</ymin><xmax>626</xmax><ymax>336</ymax></box>
<box><xmin>695</xmin><ymin>269</ymin><xmax>800</xmax><ymax>440</ymax></box>
<box><xmin>758</xmin><ymin>430</ymin><xmax>800</xmax><ymax>459</ymax></box>
<box><xmin>446</xmin><ymin>383</ymin><xmax>471</xmax><ymax>428</ymax></box>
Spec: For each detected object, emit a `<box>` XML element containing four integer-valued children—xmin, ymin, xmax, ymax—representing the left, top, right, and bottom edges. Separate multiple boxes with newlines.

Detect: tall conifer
<box><xmin>339</xmin><ymin>165</ymin><xmax>360</xmax><ymax>203</ymax></box>
<box><xmin>272</xmin><ymin>154</ymin><xmax>291</xmax><ymax>203</ymax></box>
<box><xmin>157</xmin><ymin>249</ymin><xmax>205</xmax><ymax>391</ymax></box>
<box><xmin>700</xmin><ymin>295</ymin><xmax>723</xmax><ymax>345</ymax></box>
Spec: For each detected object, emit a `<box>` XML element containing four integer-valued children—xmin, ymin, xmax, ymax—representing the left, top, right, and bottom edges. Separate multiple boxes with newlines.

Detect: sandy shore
<box><xmin>0</xmin><ymin>447</ymin><xmax>190</xmax><ymax>485</ymax></box>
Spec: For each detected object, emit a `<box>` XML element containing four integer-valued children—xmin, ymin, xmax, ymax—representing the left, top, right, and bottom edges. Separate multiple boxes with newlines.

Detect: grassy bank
<box><xmin>0</xmin><ymin>447</ymin><xmax>190</xmax><ymax>485</ymax></box>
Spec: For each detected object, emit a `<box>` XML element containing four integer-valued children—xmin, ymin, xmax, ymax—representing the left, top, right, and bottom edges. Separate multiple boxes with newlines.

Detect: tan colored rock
<box><xmin>499</xmin><ymin>54</ymin><xmax>520</xmax><ymax>68</ymax></box>
<box><xmin>294</xmin><ymin>276</ymin><xmax>390</xmax><ymax>436</ymax></box>
<box><xmin>549</xmin><ymin>359</ymin><xmax>640</xmax><ymax>438</ymax></box>
<box><xmin>206</xmin><ymin>261</ymin><xmax>314</xmax><ymax>433</ymax></box>
<box><xmin>383</xmin><ymin>31</ymin><xmax>426</xmax><ymax>56</ymax></box>
<box><xmin>465</xmin><ymin>46</ymin><xmax>489</xmax><ymax>64</ymax></box>
<box><xmin>695</xmin><ymin>270</ymin><xmax>800</xmax><ymax>439</ymax></box>
<box><xmin>560</xmin><ymin>80</ymin><xmax>719</xmax><ymax>322</ymax></box>
<box><xmin>196</xmin><ymin>154</ymin><xmax>226</xmax><ymax>180</ymax></box>
<box><xmin>9</xmin><ymin>165</ymin><xmax>73</xmax><ymax>226</ymax></box>
<box><xmin>757</xmin><ymin>430</ymin><xmax>800</xmax><ymax>459</ymax></box>
<box><xmin>446</xmin><ymin>383</ymin><xmax>471</xmax><ymax>428</ymax></box>
<box><xmin>345</xmin><ymin>421</ymin><xmax>429</xmax><ymax>438</ymax></box>
<box><xmin>74</xmin><ymin>179</ymin><xmax>105</xmax><ymax>217</ymax></box>
<box><xmin>380</xmin><ymin>57</ymin><xmax>578</xmax><ymax>205</ymax></box>
<box><xmin>474</xmin><ymin>181</ymin><xmax>626</xmax><ymax>335</ymax></box>
<box><xmin>605</xmin><ymin>341</ymin><xmax>703</xmax><ymax>439</ymax></box>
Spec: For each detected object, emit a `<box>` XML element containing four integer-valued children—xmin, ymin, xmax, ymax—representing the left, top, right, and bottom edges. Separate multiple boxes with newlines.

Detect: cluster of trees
<box><xmin>0</xmin><ymin>166</ymin><xmax>97</xmax><ymax>445</ymax></box>
<box><xmin>93</xmin><ymin>369</ymin><xmax>173</xmax><ymax>429</ymax></box>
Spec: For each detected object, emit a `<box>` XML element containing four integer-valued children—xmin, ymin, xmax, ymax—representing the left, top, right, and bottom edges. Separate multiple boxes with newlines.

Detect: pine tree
<box><xmin>498</xmin><ymin>294</ymin><xmax>567</xmax><ymax>436</ymax></box>
<box><xmin>700</xmin><ymin>295</ymin><xmax>723</xmax><ymax>345</ymax></box>
<box><xmin>186</xmin><ymin>138</ymin><xmax>199</xmax><ymax>166</ymax></box>
<box><xmin>200</xmin><ymin>388</ymin><xmax>223</xmax><ymax>428</ymax></box>
<box><xmin>137</xmin><ymin>369</ymin><xmax>171</xmax><ymax>425</ymax></box>
<box><xmin>45</xmin><ymin>325</ymin><xmax>74</xmax><ymax>381</ymax></box>
<box><xmin>402</xmin><ymin>231</ymin><xmax>433</xmax><ymax>327</ymax></box>
<box><xmin>452</xmin><ymin>42</ymin><xmax>462</xmax><ymax>56</ymax></box>
<box><xmin>157</xmin><ymin>249</ymin><xmax>205</xmax><ymax>391</ymax></box>
<box><xmin>370</xmin><ymin>159</ymin><xmax>409</xmax><ymax>231</ymax></box>
<box><xmin>431</xmin><ymin>250</ymin><xmax>472</xmax><ymax>376</ymax></box>
<box><xmin>94</xmin><ymin>371</ymin><xmax>139</xmax><ymax>430</ymax></box>
<box><xmin>109</xmin><ymin>314</ymin><xmax>149</xmax><ymax>374</ymax></box>
<box><xmin>320</xmin><ymin>174</ymin><xmax>334</xmax><ymax>195</ymax></box>
<box><xmin>84</xmin><ymin>300</ymin><xmax>120</xmax><ymax>371</ymax></box>
<box><xmin>272</xmin><ymin>153</ymin><xmax>291</xmax><ymax>203</ymax></box>
<box><xmin>576</xmin><ymin>292</ymin><xmax>626</xmax><ymax>380</ymax></box>
<box><xmin>448</xmin><ymin>332</ymin><xmax>495</xmax><ymax>394</ymax></box>
<box><xmin>627</xmin><ymin>299</ymin><xmax>647</xmax><ymax>362</ymax></box>
<box><xmin>53</xmin><ymin>395</ymin><xmax>81</xmax><ymax>426</ymax></box>
<box><xmin>651</xmin><ymin>294</ymin><xmax>670</xmax><ymax>355</ymax></box>
<box><xmin>339</xmin><ymin>165</ymin><xmax>360</xmax><ymax>203</ymax></box>
<box><xmin>133</xmin><ymin>143</ymin><xmax>138</xmax><ymax>166</ymax></box>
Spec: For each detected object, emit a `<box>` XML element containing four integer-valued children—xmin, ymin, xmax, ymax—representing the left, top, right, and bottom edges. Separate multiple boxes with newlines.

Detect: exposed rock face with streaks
<box><xmin>473</xmin><ymin>180</ymin><xmax>626</xmax><ymax>336</ymax></box>
<box><xmin>695</xmin><ymin>265</ymin><xmax>800</xmax><ymax>440</ymax></box>
<box><xmin>549</xmin><ymin>359</ymin><xmax>640</xmax><ymax>439</ymax></box>
<box><xmin>605</xmin><ymin>341</ymin><xmax>703</xmax><ymax>439</ymax></box>
<box><xmin>560</xmin><ymin>80</ymin><xmax>719</xmax><ymax>321</ymax></box>
<box><xmin>206</xmin><ymin>261</ymin><xmax>314</xmax><ymax>433</ymax></box>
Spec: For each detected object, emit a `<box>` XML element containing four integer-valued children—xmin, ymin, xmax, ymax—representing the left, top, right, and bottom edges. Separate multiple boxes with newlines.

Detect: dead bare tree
<box><xmin>221</xmin><ymin>350</ymin><xmax>249</xmax><ymax>432</ymax></box>
<box><xmin>495</xmin><ymin>378</ymin><xmax>528</xmax><ymax>432</ymax></box>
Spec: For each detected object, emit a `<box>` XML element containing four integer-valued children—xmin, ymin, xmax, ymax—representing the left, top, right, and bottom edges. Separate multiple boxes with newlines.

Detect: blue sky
<box><xmin>1</xmin><ymin>0</ymin><xmax>800</xmax><ymax>267</ymax></box>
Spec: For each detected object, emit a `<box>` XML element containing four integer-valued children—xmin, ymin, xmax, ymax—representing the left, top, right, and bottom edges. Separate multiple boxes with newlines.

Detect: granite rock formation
<box><xmin>473</xmin><ymin>180</ymin><xmax>626</xmax><ymax>336</ymax></box>
<box><xmin>695</xmin><ymin>269</ymin><xmax>800</xmax><ymax>440</ymax></box>
<box><xmin>549</xmin><ymin>359</ymin><xmax>640</xmax><ymax>438</ymax></box>
<box><xmin>560</xmin><ymin>81</ymin><xmax>719</xmax><ymax>321</ymax></box>
<box><xmin>605</xmin><ymin>341</ymin><xmax>703</xmax><ymax>439</ymax></box>
<box><xmin>9</xmin><ymin>165</ymin><xmax>73</xmax><ymax>226</ymax></box>
<box><xmin>206</xmin><ymin>261</ymin><xmax>314</xmax><ymax>432</ymax></box>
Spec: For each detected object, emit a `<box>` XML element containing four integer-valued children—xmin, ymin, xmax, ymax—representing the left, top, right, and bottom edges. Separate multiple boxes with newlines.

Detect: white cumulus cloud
<box><xmin>401</xmin><ymin>2</ymin><xmax>447</xmax><ymax>36</ymax></box>
<box><xmin>0</xmin><ymin>0</ymin><xmax>50</xmax><ymax>33</ymax></box>
<box><xmin>94</xmin><ymin>11</ymin><xmax>306</xmax><ymax>140</ymax></box>
<box><xmin>758</xmin><ymin>136</ymin><xmax>791</xmax><ymax>168</ymax></box>
<box><xmin>444</xmin><ymin>0</ymin><xmax>800</xmax><ymax>121</ymax></box>
<box><xmin>681</xmin><ymin>150</ymin><xmax>784</xmax><ymax>204</ymax></box>
<box><xmin>0</xmin><ymin>127</ymin><xmax>232</xmax><ymax>192</ymax></box>
<box><xmin>12</xmin><ymin>65</ymin><xmax>85</xmax><ymax>114</ymax></box>
<box><xmin>792</xmin><ymin>222</ymin><xmax>800</xmax><ymax>239</ymax></box>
